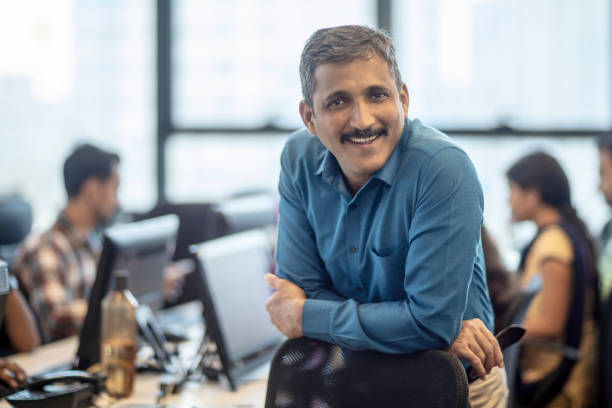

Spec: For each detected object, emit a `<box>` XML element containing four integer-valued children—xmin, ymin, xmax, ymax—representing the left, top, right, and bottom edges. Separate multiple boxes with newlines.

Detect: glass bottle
<box><xmin>101</xmin><ymin>270</ymin><xmax>138</xmax><ymax>398</ymax></box>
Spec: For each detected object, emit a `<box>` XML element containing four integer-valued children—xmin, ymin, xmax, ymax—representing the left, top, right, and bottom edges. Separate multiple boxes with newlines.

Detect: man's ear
<box><xmin>80</xmin><ymin>178</ymin><xmax>100</xmax><ymax>203</ymax></box>
<box><xmin>400</xmin><ymin>83</ymin><xmax>409</xmax><ymax>118</ymax></box>
<box><xmin>299</xmin><ymin>100</ymin><xmax>317</xmax><ymax>135</ymax></box>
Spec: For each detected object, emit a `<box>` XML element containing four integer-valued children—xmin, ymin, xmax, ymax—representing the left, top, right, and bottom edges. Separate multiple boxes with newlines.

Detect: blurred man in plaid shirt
<box><xmin>12</xmin><ymin>144</ymin><xmax>120</xmax><ymax>341</ymax></box>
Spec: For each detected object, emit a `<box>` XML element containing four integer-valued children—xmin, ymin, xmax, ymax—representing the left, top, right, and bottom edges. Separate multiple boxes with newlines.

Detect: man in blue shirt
<box><xmin>265</xmin><ymin>25</ymin><xmax>507</xmax><ymax>406</ymax></box>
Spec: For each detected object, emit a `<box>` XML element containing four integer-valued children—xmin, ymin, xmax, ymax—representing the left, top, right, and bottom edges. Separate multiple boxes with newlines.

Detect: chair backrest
<box><xmin>0</xmin><ymin>196</ymin><xmax>32</xmax><ymax>267</ymax></box>
<box><xmin>265</xmin><ymin>337</ymin><xmax>468</xmax><ymax>408</ymax></box>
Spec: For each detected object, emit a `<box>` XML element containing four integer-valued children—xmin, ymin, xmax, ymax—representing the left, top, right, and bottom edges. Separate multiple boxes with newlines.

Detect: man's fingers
<box><xmin>0</xmin><ymin>368</ymin><xmax>17</xmax><ymax>388</ymax></box>
<box><xmin>473</xmin><ymin>325</ymin><xmax>502</xmax><ymax>373</ymax></box>
<box><xmin>473</xmin><ymin>333</ymin><xmax>495</xmax><ymax>373</ymax></box>
<box><xmin>479</xmin><ymin>322</ymin><xmax>503</xmax><ymax>368</ymax></box>
<box><xmin>4</xmin><ymin>362</ymin><xmax>25</xmax><ymax>382</ymax></box>
<box><xmin>489</xmin><ymin>329</ymin><xmax>504</xmax><ymax>368</ymax></box>
<box><xmin>265</xmin><ymin>273</ymin><xmax>280</xmax><ymax>289</ymax></box>
<box><xmin>458</xmin><ymin>346</ymin><xmax>486</xmax><ymax>379</ymax></box>
<box><xmin>467</xmin><ymin>340</ymin><xmax>487</xmax><ymax>365</ymax></box>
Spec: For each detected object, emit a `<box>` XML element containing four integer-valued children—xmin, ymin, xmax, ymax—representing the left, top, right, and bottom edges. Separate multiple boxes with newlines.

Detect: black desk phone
<box><xmin>3</xmin><ymin>370</ymin><xmax>103</xmax><ymax>408</ymax></box>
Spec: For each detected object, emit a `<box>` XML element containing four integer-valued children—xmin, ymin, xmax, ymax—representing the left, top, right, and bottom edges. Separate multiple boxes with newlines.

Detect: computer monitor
<box><xmin>191</xmin><ymin>228</ymin><xmax>283</xmax><ymax>390</ymax></box>
<box><xmin>0</xmin><ymin>260</ymin><xmax>10</xmax><ymax>328</ymax></box>
<box><xmin>74</xmin><ymin>214</ymin><xmax>179</xmax><ymax>370</ymax></box>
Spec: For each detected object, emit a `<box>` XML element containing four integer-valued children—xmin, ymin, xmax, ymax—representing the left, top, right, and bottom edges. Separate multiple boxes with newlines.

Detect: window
<box><xmin>0</xmin><ymin>0</ymin><xmax>155</xmax><ymax>229</ymax></box>
<box><xmin>172</xmin><ymin>0</ymin><xmax>376</xmax><ymax>129</ymax></box>
<box><xmin>394</xmin><ymin>0</ymin><xmax>611</xmax><ymax>130</ymax></box>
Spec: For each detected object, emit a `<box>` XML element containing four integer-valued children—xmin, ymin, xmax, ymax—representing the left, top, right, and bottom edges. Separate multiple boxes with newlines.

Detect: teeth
<box><xmin>348</xmin><ymin>134</ymin><xmax>379</xmax><ymax>144</ymax></box>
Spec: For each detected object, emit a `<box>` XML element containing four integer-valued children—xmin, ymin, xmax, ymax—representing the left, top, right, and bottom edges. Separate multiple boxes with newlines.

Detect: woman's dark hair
<box><xmin>506</xmin><ymin>151</ymin><xmax>597</xmax><ymax>292</ymax></box>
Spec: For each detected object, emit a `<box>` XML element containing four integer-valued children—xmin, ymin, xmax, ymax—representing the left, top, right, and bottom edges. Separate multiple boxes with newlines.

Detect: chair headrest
<box><xmin>0</xmin><ymin>196</ymin><xmax>32</xmax><ymax>245</ymax></box>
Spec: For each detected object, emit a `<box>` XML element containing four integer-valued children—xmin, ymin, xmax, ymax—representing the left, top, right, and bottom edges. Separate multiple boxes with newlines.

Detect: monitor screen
<box><xmin>193</xmin><ymin>228</ymin><xmax>282</xmax><ymax>380</ymax></box>
<box><xmin>74</xmin><ymin>214</ymin><xmax>179</xmax><ymax>370</ymax></box>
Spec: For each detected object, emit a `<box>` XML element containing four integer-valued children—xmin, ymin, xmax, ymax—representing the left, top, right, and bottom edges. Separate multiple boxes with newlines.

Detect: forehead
<box><xmin>312</xmin><ymin>55</ymin><xmax>395</xmax><ymax>97</ymax></box>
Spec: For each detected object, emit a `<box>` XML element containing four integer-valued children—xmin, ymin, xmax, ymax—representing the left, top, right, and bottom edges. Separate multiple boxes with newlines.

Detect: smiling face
<box><xmin>299</xmin><ymin>55</ymin><xmax>409</xmax><ymax>194</ymax></box>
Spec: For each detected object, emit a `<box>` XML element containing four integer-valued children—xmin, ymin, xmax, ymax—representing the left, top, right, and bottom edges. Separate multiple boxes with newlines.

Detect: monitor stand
<box><xmin>191</xmin><ymin>331</ymin><xmax>236</xmax><ymax>391</ymax></box>
<box><xmin>191</xmin><ymin>330</ymin><xmax>279</xmax><ymax>392</ymax></box>
<box><xmin>135</xmin><ymin>304</ymin><xmax>184</xmax><ymax>376</ymax></box>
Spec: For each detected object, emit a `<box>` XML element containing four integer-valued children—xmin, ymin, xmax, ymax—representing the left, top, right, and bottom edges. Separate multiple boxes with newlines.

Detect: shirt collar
<box><xmin>315</xmin><ymin>149</ymin><xmax>353</xmax><ymax>198</ymax></box>
<box><xmin>54</xmin><ymin>211</ymin><xmax>94</xmax><ymax>249</ymax></box>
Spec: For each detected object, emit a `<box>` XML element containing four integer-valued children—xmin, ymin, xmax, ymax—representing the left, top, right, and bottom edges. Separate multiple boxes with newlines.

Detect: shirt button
<box><xmin>349</xmin><ymin>203</ymin><xmax>357</xmax><ymax>210</ymax></box>
<box><xmin>349</xmin><ymin>246</ymin><xmax>357</xmax><ymax>253</ymax></box>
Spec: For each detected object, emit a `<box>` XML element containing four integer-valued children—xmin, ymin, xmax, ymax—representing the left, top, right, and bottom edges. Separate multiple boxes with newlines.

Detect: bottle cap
<box><xmin>114</xmin><ymin>270</ymin><xmax>129</xmax><ymax>291</ymax></box>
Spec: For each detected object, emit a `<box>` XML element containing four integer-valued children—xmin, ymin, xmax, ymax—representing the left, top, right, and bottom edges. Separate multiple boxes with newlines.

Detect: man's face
<box><xmin>299</xmin><ymin>55</ymin><xmax>409</xmax><ymax>193</ymax></box>
<box><xmin>92</xmin><ymin>164</ymin><xmax>120</xmax><ymax>226</ymax></box>
<box><xmin>599</xmin><ymin>148</ymin><xmax>612</xmax><ymax>206</ymax></box>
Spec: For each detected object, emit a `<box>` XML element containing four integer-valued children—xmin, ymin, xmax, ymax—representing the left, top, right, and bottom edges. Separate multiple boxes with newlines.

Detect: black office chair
<box><xmin>265</xmin><ymin>337</ymin><xmax>468</xmax><ymax>408</ymax></box>
<box><xmin>0</xmin><ymin>195</ymin><xmax>32</xmax><ymax>267</ymax></box>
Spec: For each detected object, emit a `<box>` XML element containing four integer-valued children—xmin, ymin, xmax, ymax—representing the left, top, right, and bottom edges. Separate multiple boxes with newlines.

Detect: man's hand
<box><xmin>448</xmin><ymin>318</ymin><xmax>503</xmax><ymax>380</ymax></box>
<box><xmin>163</xmin><ymin>259</ymin><xmax>194</xmax><ymax>302</ymax></box>
<box><xmin>0</xmin><ymin>359</ymin><xmax>26</xmax><ymax>388</ymax></box>
<box><xmin>265</xmin><ymin>273</ymin><xmax>306</xmax><ymax>338</ymax></box>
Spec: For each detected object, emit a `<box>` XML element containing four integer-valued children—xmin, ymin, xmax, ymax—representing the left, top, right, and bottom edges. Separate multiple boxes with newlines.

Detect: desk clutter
<box><xmin>0</xmin><ymin>193</ymin><xmax>280</xmax><ymax>407</ymax></box>
<box><xmin>0</xmin><ymin>224</ymin><xmax>282</xmax><ymax>407</ymax></box>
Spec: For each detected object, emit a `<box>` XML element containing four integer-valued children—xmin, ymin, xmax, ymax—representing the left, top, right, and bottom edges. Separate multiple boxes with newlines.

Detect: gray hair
<box><xmin>299</xmin><ymin>25</ymin><xmax>402</xmax><ymax>109</ymax></box>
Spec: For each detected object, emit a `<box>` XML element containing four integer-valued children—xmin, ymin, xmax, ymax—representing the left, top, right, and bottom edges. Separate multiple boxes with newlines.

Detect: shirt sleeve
<box><xmin>275</xmin><ymin>148</ymin><xmax>346</xmax><ymax>303</ymax></box>
<box><xmin>18</xmin><ymin>242</ymin><xmax>87</xmax><ymax>341</ymax></box>
<box><xmin>277</xmin><ymin>146</ymin><xmax>484</xmax><ymax>354</ymax></box>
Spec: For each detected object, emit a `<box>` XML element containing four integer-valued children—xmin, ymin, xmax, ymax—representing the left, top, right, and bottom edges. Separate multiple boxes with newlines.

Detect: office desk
<box><xmin>0</xmin><ymin>335</ymin><xmax>269</xmax><ymax>407</ymax></box>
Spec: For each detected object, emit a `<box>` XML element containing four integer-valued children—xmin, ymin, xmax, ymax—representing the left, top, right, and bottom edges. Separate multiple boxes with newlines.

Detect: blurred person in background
<box><xmin>12</xmin><ymin>144</ymin><xmax>189</xmax><ymax>342</ymax></box>
<box><xmin>0</xmin><ymin>278</ymin><xmax>41</xmax><ymax>355</ymax></box>
<box><xmin>12</xmin><ymin>144</ymin><xmax>120</xmax><ymax>342</ymax></box>
<box><xmin>596</xmin><ymin>133</ymin><xmax>612</xmax><ymax>408</ymax></box>
<box><xmin>506</xmin><ymin>151</ymin><xmax>597</xmax><ymax>407</ymax></box>
<box><xmin>597</xmin><ymin>134</ymin><xmax>612</xmax><ymax>305</ymax></box>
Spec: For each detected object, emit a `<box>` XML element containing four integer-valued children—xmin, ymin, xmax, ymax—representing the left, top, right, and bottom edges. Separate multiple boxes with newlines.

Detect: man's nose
<box><xmin>348</xmin><ymin>99</ymin><xmax>376</xmax><ymax>130</ymax></box>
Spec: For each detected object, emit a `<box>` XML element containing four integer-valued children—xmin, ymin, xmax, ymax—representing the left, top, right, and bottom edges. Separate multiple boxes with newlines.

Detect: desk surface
<box><xmin>1</xmin><ymin>313</ymin><xmax>270</xmax><ymax>407</ymax></box>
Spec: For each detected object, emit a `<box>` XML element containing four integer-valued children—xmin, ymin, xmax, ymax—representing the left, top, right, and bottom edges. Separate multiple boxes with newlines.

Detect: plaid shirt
<box><xmin>12</xmin><ymin>212</ymin><xmax>98</xmax><ymax>342</ymax></box>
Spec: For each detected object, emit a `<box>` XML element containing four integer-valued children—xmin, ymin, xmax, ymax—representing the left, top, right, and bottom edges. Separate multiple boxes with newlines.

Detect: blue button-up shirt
<box><xmin>275</xmin><ymin>118</ymin><xmax>494</xmax><ymax>354</ymax></box>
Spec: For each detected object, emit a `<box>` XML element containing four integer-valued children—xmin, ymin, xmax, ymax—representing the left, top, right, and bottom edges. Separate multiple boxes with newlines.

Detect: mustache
<box><xmin>341</xmin><ymin>127</ymin><xmax>387</xmax><ymax>143</ymax></box>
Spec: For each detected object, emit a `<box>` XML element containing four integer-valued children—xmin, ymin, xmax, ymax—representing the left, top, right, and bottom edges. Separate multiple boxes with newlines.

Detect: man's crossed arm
<box><xmin>265</xmin><ymin>273</ymin><xmax>503</xmax><ymax>379</ymax></box>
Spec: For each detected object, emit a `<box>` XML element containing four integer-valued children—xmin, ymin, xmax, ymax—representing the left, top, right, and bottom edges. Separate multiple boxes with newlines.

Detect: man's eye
<box><xmin>371</xmin><ymin>91</ymin><xmax>388</xmax><ymax>100</ymax></box>
<box><xmin>327</xmin><ymin>99</ymin><xmax>345</xmax><ymax>108</ymax></box>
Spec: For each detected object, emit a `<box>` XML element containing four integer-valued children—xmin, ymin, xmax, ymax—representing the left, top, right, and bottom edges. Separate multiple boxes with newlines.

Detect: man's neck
<box><xmin>62</xmin><ymin>200</ymin><xmax>96</xmax><ymax>236</ymax></box>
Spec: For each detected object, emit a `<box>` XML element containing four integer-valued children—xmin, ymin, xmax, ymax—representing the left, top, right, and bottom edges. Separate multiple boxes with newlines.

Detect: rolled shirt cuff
<box><xmin>302</xmin><ymin>298</ymin><xmax>334</xmax><ymax>343</ymax></box>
